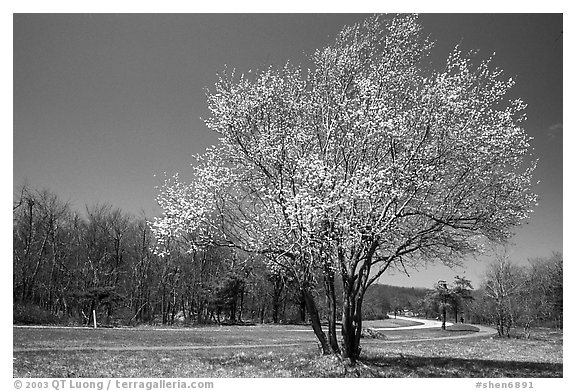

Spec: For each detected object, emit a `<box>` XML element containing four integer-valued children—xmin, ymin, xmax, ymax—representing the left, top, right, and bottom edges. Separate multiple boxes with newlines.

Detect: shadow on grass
<box><xmin>360</xmin><ymin>354</ymin><xmax>563</xmax><ymax>378</ymax></box>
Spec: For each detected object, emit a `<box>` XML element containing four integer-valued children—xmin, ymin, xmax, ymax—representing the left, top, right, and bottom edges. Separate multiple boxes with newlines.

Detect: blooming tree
<box><xmin>153</xmin><ymin>65</ymin><xmax>338</xmax><ymax>353</ymax></box>
<box><xmin>151</xmin><ymin>14</ymin><xmax>536</xmax><ymax>363</ymax></box>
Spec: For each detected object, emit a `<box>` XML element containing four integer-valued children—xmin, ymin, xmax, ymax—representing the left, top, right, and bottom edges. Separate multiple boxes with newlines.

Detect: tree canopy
<box><xmin>151</xmin><ymin>14</ymin><xmax>537</xmax><ymax>362</ymax></box>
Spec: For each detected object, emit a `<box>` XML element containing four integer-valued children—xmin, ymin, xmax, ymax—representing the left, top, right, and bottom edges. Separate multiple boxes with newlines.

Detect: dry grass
<box><xmin>359</xmin><ymin>328</ymin><xmax>563</xmax><ymax>377</ymax></box>
<box><xmin>13</xmin><ymin>324</ymin><xmax>318</xmax><ymax>350</ymax></box>
<box><xmin>363</xmin><ymin>318</ymin><xmax>423</xmax><ymax>328</ymax></box>
<box><xmin>13</xmin><ymin>325</ymin><xmax>562</xmax><ymax>378</ymax></box>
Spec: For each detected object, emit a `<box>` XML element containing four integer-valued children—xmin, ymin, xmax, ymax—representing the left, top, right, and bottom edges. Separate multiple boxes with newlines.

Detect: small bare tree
<box><xmin>482</xmin><ymin>254</ymin><xmax>525</xmax><ymax>337</ymax></box>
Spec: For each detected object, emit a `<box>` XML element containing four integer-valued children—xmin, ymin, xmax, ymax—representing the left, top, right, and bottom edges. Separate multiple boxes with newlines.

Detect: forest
<box><xmin>13</xmin><ymin>184</ymin><xmax>562</xmax><ymax>334</ymax></box>
<box><xmin>11</xmin><ymin>183</ymin><xmax>423</xmax><ymax>326</ymax></box>
<box><xmin>13</xmin><ymin>185</ymin><xmax>311</xmax><ymax>326</ymax></box>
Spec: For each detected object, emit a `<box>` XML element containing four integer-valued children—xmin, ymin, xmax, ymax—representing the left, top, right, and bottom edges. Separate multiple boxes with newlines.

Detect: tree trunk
<box><xmin>106</xmin><ymin>302</ymin><xmax>113</xmax><ymax>325</ymax></box>
<box><xmin>523</xmin><ymin>321</ymin><xmax>532</xmax><ymax>339</ymax></box>
<box><xmin>323</xmin><ymin>268</ymin><xmax>340</xmax><ymax>354</ymax></box>
<box><xmin>341</xmin><ymin>291</ymin><xmax>363</xmax><ymax>363</ymax></box>
<box><xmin>299</xmin><ymin>290</ymin><xmax>307</xmax><ymax>323</ymax></box>
<box><xmin>302</xmin><ymin>289</ymin><xmax>331</xmax><ymax>355</ymax></box>
<box><xmin>271</xmin><ymin>276</ymin><xmax>283</xmax><ymax>324</ymax></box>
<box><xmin>272</xmin><ymin>300</ymin><xmax>279</xmax><ymax>323</ymax></box>
<box><xmin>229</xmin><ymin>300</ymin><xmax>236</xmax><ymax>323</ymax></box>
<box><xmin>259</xmin><ymin>305</ymin><xmax>265</xmax><ymax>323</ymax></box>
<box><xmin>341</xmin><ymin>269</ymin><xmax>364</xmax><ymax>363</ymax></box>
<box><xmin>197</xmin><ymin>300</ymin><xmax>204</xmax><ymax>324</ymax></box>
<box><xmin>239</xmin><ymin>284</ymin><xmax>245</xmax><ymax>322</ymax></box>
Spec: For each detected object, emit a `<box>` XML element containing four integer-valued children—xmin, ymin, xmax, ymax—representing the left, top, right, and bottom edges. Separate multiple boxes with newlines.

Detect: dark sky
<box><xmin>12</xmin><ymin>14</ymin><xmax>563</xmax><ymax>288</ymax></box>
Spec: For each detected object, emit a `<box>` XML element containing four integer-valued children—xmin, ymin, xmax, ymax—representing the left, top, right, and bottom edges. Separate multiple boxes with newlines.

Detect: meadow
<box><xmin>13</xmin><ymin>322</ymin><xmax>562</xmax><ymax>378</ymax></box>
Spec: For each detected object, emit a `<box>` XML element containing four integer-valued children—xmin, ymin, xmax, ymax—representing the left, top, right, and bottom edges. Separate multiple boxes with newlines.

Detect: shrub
<box><xmin>13</xmin><ymin>303</ymin><xmax>63</xmax><ymax>325</ymax></box>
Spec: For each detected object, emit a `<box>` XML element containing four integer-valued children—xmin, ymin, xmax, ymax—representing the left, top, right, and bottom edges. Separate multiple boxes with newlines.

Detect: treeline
<box><xmin>12</xmin><ymin>185</ymin><xmax>562</xmax><ymax>333</ymax></box>
<box><xmin>371</xmin><ymin>255</ymin><xmax>563</xmax><ymax>337</ymax></box>
<box><xmin>469</xmin><ymin>253</ymin><xmax>563</xmax><ymax>336</ymax></box>
<box><xmin>12</xmin><ymin>185</ymin><xmax>462</xmax><ymax>328</ymax></box>
<box><xmin>13</xmin><ymin>185</ymin><xmax>312</xmax><ymax>326</ymax></box>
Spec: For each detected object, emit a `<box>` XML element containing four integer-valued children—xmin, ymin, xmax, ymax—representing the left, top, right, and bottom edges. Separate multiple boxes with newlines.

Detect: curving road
<box><xmin>371</xmin><ymin>315</ymin><xmax>453</xmax><ymax>330</ymax></box>
<box><xmin>367</xmin><ymin>315</ymin><xmax>498</xmax><ymax>343</ymax></box>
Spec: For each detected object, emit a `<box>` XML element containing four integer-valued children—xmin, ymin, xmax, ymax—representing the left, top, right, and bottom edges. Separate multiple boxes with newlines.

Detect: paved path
<box><xmin>362</xmin><ymin>315</ymin><xmax>497</xmax><ymax>343</ymax></box>
<box><xmin>370</xmin><ymin>315</ymin><xmax>453</xmax><ymax>330</ymax></box>
<box><xmin>289</xmin><ymin>315</ymin><xmax>453</xmax><ymax>332</ymax></box>
<box><xmin>368</xmin><ymin>324</ymin><xmax>498</xmax><ymax>344</ymax></box>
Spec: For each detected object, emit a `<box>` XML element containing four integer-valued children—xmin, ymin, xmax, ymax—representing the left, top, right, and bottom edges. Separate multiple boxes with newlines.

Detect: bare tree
<box><xmin>13</xmin><ymin>187</ymin><xmax>71</xmax><ymax>305</ymax></box>
<box><xmin>517</xmin><ymin>253</ymin><xmax>563</xmax><ymax>337</ymax></box>
<box><xmin>482</xmin><ymin>254</ymin><xmax>525</xmax><ymax>337</ymax></box>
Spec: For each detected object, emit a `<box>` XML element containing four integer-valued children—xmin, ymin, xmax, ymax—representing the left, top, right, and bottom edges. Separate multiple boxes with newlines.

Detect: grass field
<box><xmin>363</xmin><ymin>318</ymin><xmax>423</xmax><ymax>328</ymax></box>
<box><xmin>13</xmin><ymin>324</ymin><xmax>562</xmax><ymax>378</ymax></box>
<box><xmin>13</xmin><ymin>325</ymin><xmax>318</xmax><ymax>350</ymax></box>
